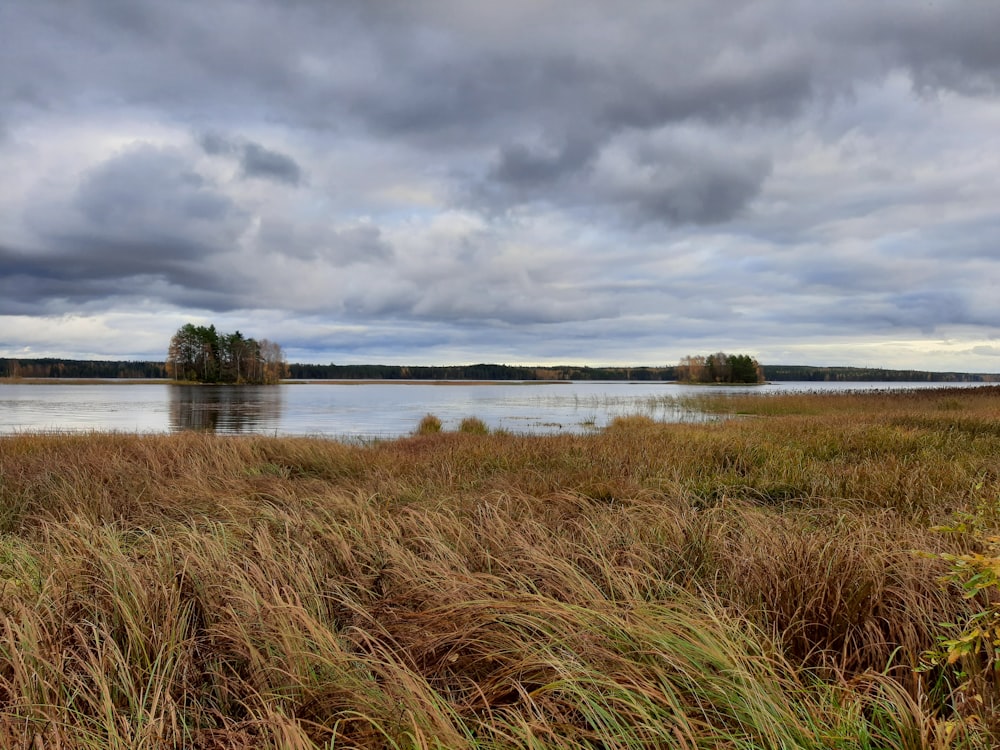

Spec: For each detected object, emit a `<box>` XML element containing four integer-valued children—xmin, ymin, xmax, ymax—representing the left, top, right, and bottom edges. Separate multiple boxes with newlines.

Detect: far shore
<box><xmin>0</xmin><ymin>377</ymin><xmax>577</xmax><ymax>386</ymax></box>
<box><xmin>0</xmin><ymin>377</ymin><xmax>172</xmax><ymax>385</ymax></box>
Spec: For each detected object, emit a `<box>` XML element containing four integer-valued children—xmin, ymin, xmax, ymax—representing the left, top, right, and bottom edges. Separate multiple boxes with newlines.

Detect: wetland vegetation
<box><xmin>1</xmin><ymin>387</ymin><xmax>1000</xmax><ymax>747</ymax></box>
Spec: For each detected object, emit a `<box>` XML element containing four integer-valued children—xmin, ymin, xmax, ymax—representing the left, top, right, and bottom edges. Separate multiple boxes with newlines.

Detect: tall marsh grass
<box><xmin>1</xmin><ymin>386</ymin><xmax>999</xmax><ymax>746</ymax></box>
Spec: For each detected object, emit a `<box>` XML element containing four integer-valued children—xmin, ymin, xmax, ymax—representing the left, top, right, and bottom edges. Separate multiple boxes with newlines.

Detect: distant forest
<box><xmin>762</xmin><ymin>365</ymin><xmax>999</xmax><ymax>383</ymax></box>
<box><xmin>285</xmin><ymin>363</ymin><xmax>676</xmax><ymax>381</ymax></box>
<box><xmin>1</xmin><ymin>358</ymin><xmax>998</xmax><ymax>383</ymax></box>
<box><xmin>1</xmin><ymin>358</ymin><xmax>169</xmax><ymax>379</ymax></box>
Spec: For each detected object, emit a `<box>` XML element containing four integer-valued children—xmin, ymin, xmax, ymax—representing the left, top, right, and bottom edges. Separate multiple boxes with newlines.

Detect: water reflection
<box><xmin>168</xmin><ymin>385</ymin><xmax>283</xmax><ymax>433</ymax></box>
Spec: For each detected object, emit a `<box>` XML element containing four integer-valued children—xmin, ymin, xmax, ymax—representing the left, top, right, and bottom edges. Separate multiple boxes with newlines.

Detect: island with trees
<box><xmin>676</xmin><ymin>352</ymin><xmax>765</xmax><ymax>384</ymax></box>
<box><xmin>166</xmin><ymin>323</ymin><xmax>288</xmax><ymax>384</ymax></box>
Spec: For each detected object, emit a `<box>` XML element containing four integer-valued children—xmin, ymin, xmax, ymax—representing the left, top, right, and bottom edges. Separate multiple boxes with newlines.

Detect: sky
<box><xmin>2</xmin><ymin>1</ymin><xmax>1000</xmax><ymax>370</ymax></box>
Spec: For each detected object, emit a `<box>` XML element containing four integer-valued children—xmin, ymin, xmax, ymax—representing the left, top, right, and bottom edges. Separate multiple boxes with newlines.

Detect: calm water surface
<box><xmin>0</xmin><ymin>380</ymin><xmax>990</xmax><ymax>438</ymax></box>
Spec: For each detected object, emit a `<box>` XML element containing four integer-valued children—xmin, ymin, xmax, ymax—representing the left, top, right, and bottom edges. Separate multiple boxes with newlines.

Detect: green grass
<box><xmin>1</xmin><ymin>387</ymin><xmax>999</xmax><ymax>747</ymax></box>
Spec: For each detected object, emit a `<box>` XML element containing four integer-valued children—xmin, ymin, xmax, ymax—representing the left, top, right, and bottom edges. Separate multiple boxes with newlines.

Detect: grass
<box><xmin>416</xmin><ymin>414</ymin><xmax>444</xmax><ymax>435</ymax></box>
<box><xmin>458</xmin><ymin>417</ymin><xmax>489</xmax><ymax>435</ymax></box>
<box><xmin>0</xmin><ymin>387</ymin><xmax>999</xmax><ymax>746</ymax></box>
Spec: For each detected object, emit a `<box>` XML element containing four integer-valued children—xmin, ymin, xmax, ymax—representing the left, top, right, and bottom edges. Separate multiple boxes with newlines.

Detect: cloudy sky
<box><xmin>2</xmin><ymin>1</ymin><xmax>1000</xmax><ymax>370</ymax></box>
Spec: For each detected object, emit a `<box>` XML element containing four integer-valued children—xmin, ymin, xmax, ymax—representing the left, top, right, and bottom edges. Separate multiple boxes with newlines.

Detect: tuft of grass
<box><xmin>415</xmin><ymin>414</ymin><xmax>443</xmax><ymax>435</ymax></box>
<box><xmin>604</xmin><ymin>414</ymin><xmax>658</xmax><ymax>432</ymax></box>
<box><xmin>458</xmin><ymin>416</ymin><xmax>489</xmax><ymax>435</ymax></box>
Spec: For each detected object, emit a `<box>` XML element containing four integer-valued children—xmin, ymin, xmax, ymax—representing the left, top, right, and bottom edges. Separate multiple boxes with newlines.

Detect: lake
<box><xmin>0</xmin><ymin>380</ymin><xmax>990</xmax><ymax>438</ymax></box>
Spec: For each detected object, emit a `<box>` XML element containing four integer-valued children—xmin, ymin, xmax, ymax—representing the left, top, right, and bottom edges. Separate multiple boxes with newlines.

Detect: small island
<box><xmin>166</xmin><ymin>323</ymin><xmax>288</xmax><ymax>384</ymax></box>
<box><xmin>676</xmin><ymin>352</ymin><xmax>765</xmax><ymax>384</ymax></box>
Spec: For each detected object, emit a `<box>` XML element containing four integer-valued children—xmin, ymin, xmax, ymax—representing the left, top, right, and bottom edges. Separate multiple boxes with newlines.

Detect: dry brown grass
<box><xmin>1</xmin><ymin>386</ymin><xmax>999</xmax><ymax>746</ymax></box>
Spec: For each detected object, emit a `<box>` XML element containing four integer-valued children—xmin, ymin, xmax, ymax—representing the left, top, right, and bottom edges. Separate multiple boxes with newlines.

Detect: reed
<box><xmin>0</xmin><ymin>387</ymin><xmax>998</xmax><ymax>746</ymax></box>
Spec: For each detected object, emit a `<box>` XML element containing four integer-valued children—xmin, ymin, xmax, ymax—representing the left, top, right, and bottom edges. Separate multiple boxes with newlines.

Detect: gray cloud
<box><xmin>598</xmin><ymin>134</ymin><xmax>772</xmax><ymax>225</ymax></box>
<box><xmin>324</xmin><ymin>225</ymin><xmax>393</xmax><ymax>265</ymax></box>
<box><xmin>199</xmin><ymin>132</ymin><xmax>302</xmax><ymax>185</ymax></box>
<box><xmin>73</xmin><ymin>145</ymin><xmax>235</xmax><ymax>234</ymax></box>
<box><xmin>7</xmin><ymin>2</ymin><xmax>1000</xmax><ymax>135</ymax></box>
<box><xmin>255</xmin><ymin>220</ymin><xmax>394</xmax><ymax>265</ymax></box>
<box><xmin>198</xmin><ymin>132</ymin><xmax>237</xmax><ymax>156</ymax></box>
<box><xmin>832</xmin><ymin>3</ymin><xmax>1000</xmax><ymax>94</ymax></box>
<box><xmin>482</xmin><ymin>127</ymin><xmax>771</xmax><ymax>224</ymax></box>
<box><xmin>889</xmin><ymin>290</ymin><xmax>971</xmax><ymax>332</ymax></box>
<box><xmin>11</xmin><ymin>144</ymin><xmax>251</xmax><ymax>310</ymax></box>
<box><xmin>491</xmin><ymin>137</ymin><xmax>597</xmax><ymax>192</ymax></box>
<box><xmin>240</xmin><ymin>142</ymin><xmax>302</xmax><ymax>185</ymax></box>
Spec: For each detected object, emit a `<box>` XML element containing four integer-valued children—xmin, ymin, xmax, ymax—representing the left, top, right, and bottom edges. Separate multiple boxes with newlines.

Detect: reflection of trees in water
<box><xmin>169</xmin><ymin>385</ymin><xmax>283</xmax><ymax>433</ymax></box>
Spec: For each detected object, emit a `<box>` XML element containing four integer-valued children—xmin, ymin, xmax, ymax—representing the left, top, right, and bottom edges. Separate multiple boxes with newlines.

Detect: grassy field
<box><xmin>2</xmin><ymin>387</ymin><xmax>1000</xmax><ymax>748</ymax></box>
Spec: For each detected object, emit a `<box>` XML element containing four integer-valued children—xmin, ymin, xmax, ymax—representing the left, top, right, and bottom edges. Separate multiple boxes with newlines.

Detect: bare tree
<box><xmin>259</xmin><ymin>339</ymin><xmax>289</xmax><ymax>384</ymax></box>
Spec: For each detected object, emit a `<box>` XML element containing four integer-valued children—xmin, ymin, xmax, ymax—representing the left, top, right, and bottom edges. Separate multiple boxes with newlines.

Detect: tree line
<box><xmin>0</xmin><ymin>359</ymin><xmax>168</xmax><ymax>379</ymax></box>
<box><xmin>762</xmin><ymin>365</ymin><xmax>999</xmax><ymax>383</ymax></box>
<box><xmin>166</xmin><ymin>324</ymin><xmax>288</xmax><ymax>384</ymax></box>
<box><xmin>285</xmin><ymin>363</ymin><xmax>678</xmax><ymax>381</ymax></box>
<box><xmin>5</xmin><ymin>354</ymin><xmax>999</xmax><ymax>384</ymax></box>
